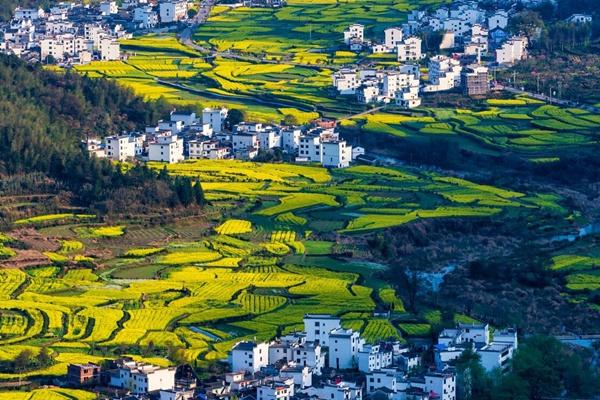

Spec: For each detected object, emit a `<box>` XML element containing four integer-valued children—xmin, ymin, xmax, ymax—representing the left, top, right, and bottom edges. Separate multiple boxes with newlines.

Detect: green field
<box><xmin>352</xmin><ymin>103</ymin><xmax>600</xmax><ymax>158</ymax></box>
<box><xmin>152</xmin><ymin>160</ymin><xmax>565</xmax><ymax>234</ymax></box>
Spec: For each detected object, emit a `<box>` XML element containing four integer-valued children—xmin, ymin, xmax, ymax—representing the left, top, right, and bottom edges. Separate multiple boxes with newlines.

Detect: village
<box><xmin>47</xmin><ymin>314</ymin><xmax>517</xmax><ymax>400</ymax></box>
<box><xmin>333</xmin><ymin>1</ymin><xmax>593</xmax><ymax>106</ymax></box>
<box><xmin>84</xmin><ymin>109</ymin><xmax>362</xmax><ymax>168</ymax></box>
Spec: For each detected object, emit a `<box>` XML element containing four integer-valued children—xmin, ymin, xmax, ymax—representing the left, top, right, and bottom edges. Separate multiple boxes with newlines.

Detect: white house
<box><xmin>188</xmin><ymin>139</ymin><xmax>229</xmax><ymax>159</ymax></box>
<box><xmin>110</xmin><ymin>361</ymin><xmax>176</xmax><ymax>395</ymax></box>
<box><xmin>397</xmin><ymin>37</ymin><xmax>421</xmax><ymax>62</ymax></box>
<box><xmin>134</xmin><ymin>6</ymin><xmax>159</xmax><ymax>29</ymax></box>
<box><xmin>257</xmin><ymin>379</ymin><xmax>295</xmax><ymax>400</ymax></box>
<box><xmin>322</xmin><ymin>140</ymin><xmax>352</xmax><ymax>168</ymax></box>
<box><xmin>479</xmin><ymin>342</ymin><xmax>514</xmax><ymax>372</ymax></box>
<box><xmin>99</xmin><ymin>1</ymin><xmax>118</xmax><ymax>16</ymax></box>
<box><xmin>159</xmin><ymin>0</ymin><xmax>188</xmax><ymax>23</ymax></box>
<box><xmin>333</xmin><ymin>69</ymin><xmax>359</xmax><ymax>95</ymax></box>
<box><xmin>280</xmin><ymin>128</ymin><xmax>301</xmax><ymax>153</ymax></box>
<box><xmin>301</xmin><ymin>381</ymin><xmax>362</xmax><ymax>400</ymax></box>
<box><xmin>328</xmin><ymin>328</ymin><xmax>363</xmax><ymax>370</ymax></box>
<box><xmin>365</xmin><ymin>369</ymin><xmax>399</xmax><ymax>394</ymax></box>
<box><xmin>358</xmin><ymin>344</ymin><xmax>393</xmax><ymax>373</ymax></box>
<box><xmin>158</xmin><ymin>120</ymin><xmax>184</xmax><ymax>134</ymax></box>
<box><xmin>290</xmin><ymin>342</ymin><xmax>326</xmax><ymax>375</ymax></box>
<box><xmin>384</xmin><ymin>27</ymin><xmax>403</xmax><ymax>49</ymax></box>
<box><xmin>280</xmin><ymin>364</ymin><xmax>312</xmax><ymax>389</ymax></box>
<box><xmin>159</xmin><ymin>388</ymin><xmax>195</xmax><ymax>400</ymax></box>
<box><xmin>424</xmin><ymin>55</ymin><xmax>462</xmax><ymax>92</ymax></box>
<box><xmin>105</xmin><ymin>134</ymin><xmax>136</xmax><ymax>161</ymax></box>
<box><xmin>566</xmin><ymin>14</ymin><xmax>593</xmax><ymax>24</ymax></box>
<box><xmin>420</xmin><ymin>370</ymin><xmax>456</xmax><ymax>400</ymax></box>
<box><xmin>232</xmin><ymin>132</ymin><xmax>259</xmax><ymax>152</ymax></box>
<box><xmin>170</xmin><ymin>111</ymin><xmax>197</xmax><ymax>127</ymax></box>
<box><xmin>98</xmin><ymin>37</ymin><xmax>120</xmax><ymax>61</ymax></box>
<box><xmin>496</xmin><ymin>36</ymin><xmax>528</xmax><ymax>65</ymax></box>
<box><xmin>303</xmin><ymin>314</ymin><xmax>341</xmax><ymax>346</ymax></box>
<box><xmin>344</xmin><ymin>24</ymin><xmax>364</xmax><ymax>45</ymax></box>
<box><xmin>14</xmin><ymin>7</ymin><xmax>45</xmax><ymax>20</ymax></box>
<box><xmin>230</xmin><ymin>341</ymin><xmax>269</xmax><ymax>374</ymax></box>
<box><xmin>148</xmin><ymin>134</ymin><xmax>184</xmax><ymax>163</ymax></box>
<box><xmin>202</xmin><ymin>107</ymin><xmax>228</xmax><ymax>133</ymax></box>
<box><xmin>488</xmin><ymin>10</ymin><xmax>508</xmax><ymax>30</ymax></box>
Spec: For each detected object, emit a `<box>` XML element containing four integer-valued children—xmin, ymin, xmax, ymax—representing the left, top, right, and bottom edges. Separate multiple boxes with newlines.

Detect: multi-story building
<box><xmin>98</xmin><ymin>37</ymin><xmax>120</xmax><ymax>60</ymax></box>
<box><xmin>105</xmin><ymin>134</ymin><xmax>136</xmax><ymax>161</ymax></box>
<box><xmin>109</xmin><ymin>361</ymin><xmax>176</xmax><ymax>395</ymax></box>
<box><xmin>230</xmin><ymin>341</ymin><xmax>270</xmax><ymax>374</ymax></box>
<box><xmin>424</xmin><ymin>55</ymin><xmax>462</xmax><ymax>92</ymax></box>
<box><xmin>384</xmin><ymin>27</ymin><xmax>403</xmax><ymax>49</ymax></box>
<box><xmin>159</xmin><ymin>0</ymin><xmax>188</xmax><ymax>23</ymax></box>
<box><xmin>397</xmin><ymin>37</ymin><xmax>421</xmax><ymax>62</ymax></box>
<box><xmin>148</xmin><ymin>133</ymin><xmax>184</xmax><ymax>163</ymax></box>
<box><xmin>67</xmin><ymin>363</ymin><xmax>102</xmax><ymax>386</ymax></box>
<box><xmin>358</xmin><ymin>343</ymin><xmax>393</xmax><ymax>373</ymax></box>
<box><xmin>134</xmin><ymin>6</ymin><xmax>159</xmax><ymax>29</ymax></box>
<box><xmin>99</xmin><ymin>1</ymin><xmax>118</xmax><ymax>16</ymax></box>
<box><xmin>328</xmin><ymin>328</ymin><xmax>363</xmax><ymax>370</ymax></box>
<box><xmin>343</xmin><ymin>24</ymin><xmax>364</xmax><ymax>45</ymax></box>
<box><xmin>303</xmin><ymin>314</ymin><xmax>341</xmax><ymax>346</ymax></box>
<box><xmin>461</xmin><ymin>64</ymin><xmax>489</xmax><ymax>97</ymax></box>
<box><xmin>203</xmin><ymin>107</ymin><xmax>228</xmax><ymax>133</ymax></box>
<box><xmin>257</xmin><ymin>378</ymin><xmax>295</xmax><ymax>400</ymax></box>
<box><xmin>495</xmin><ymin>36</ymin><xmax>528</xmax><ymax>65</ymax></box>
<box><xmin>333</xmin><ymin>69</ymin><xmax>359</xmax><ymax>95</ymax></box>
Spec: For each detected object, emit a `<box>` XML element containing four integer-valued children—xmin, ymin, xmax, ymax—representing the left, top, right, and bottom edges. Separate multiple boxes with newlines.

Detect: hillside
<box><xmin>0</xmin><ymin>55</ymin><xmax>203</xmax><ymax>224</ymax></box>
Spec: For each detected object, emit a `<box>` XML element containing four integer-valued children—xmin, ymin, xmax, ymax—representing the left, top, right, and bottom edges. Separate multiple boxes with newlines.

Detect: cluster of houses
<box><xmin>56</xmin><ymin>315</ymin><xmax>516</xmax><ymax>399</ymax></box>
<box><xmin>217</xmin><ymin>314</ymin><xmax>517</xmax><ymax>400</ymax></box>
<box><xmin>333</xmin><ymin>0</ymin><xmax>535</xmax><ymax>106</ymax></box>
<box><xmin>0</xmin><ymin>0</ymin><xmax>191</xmax><ymax>65</ymax></box>
<box><xmin>65</xmin><ymin>358</ymin><xmax>196</xmax><ymax>399</ymax></box>
<box><xmin>86</xmin><ymin>109</ymin><xmax>364</xmax><ymax>168</ymax></box>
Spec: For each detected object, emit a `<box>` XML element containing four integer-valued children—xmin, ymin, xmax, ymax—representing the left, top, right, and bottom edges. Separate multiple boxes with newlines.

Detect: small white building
<box><xmin>496</xmin><ymin>36</ymin><xmax>528</xmax><ymax>65</ymax></box>
<box><xmin>397</xmin><ymin>37</ymin><xmax>421</xmax><ymax>62</ymax></box>
<box><xmin>159</xmin><ymin>0</ymin><xmax>188</xmax><ymax>23</ymax></box>
<box><xmin>344</xmin><ymin>24</ymin><xmax>364</xmax><ymax>45</ymax></box>
<box><xmin>488</xmin><ymin>10</ymin><xmax>508</xmax><ymax>30</ymax></box>
<box><xmin>302</xmin><ymin>381</ymin><xmax>362</xmax><ymax>400</ymax></box>
<box><xmin>384</xmin><ymin>27</ymin><xmax>403</xmax><ymax>49</ymax></box>
<box><xmin>479</xmin><ymin>342</ymin><xmax>514</xmax><ymax>372</ymax></box>
<box><xmin>110</xmin><ymin>361</ymin><xmax>176</xmax><ymax>395</ymax></box>
<box><xmin>159</xmin><ymin>388</ymin><xmax>195</xmax><ymax>400</ymax></box>
<box><xmin>98</xmin><ymin>37</ymin><xmax>120</xmax><ymax>61</ymax></box>
<box><xmin>99</xmin><ymin>1</ymin><xmax>118</xmax><ymax>16</ymax></box>
<box><xmin>232</xmin><ymin>132</ymin><xmax>259</xmax><ymax>152</ymax></box>
<box><xmin>148</xmin><ymin>134</ymin><xmax>184</xmax><ymax>163</ymax></box>
<box><xmin>280</xmin><ymin>364</ymin><xmax>312</xmax><ymax>389</ymax></box>
<box><xmin>303</xmin><ymin>314</ymin><xmax>341</xmax><ymax>346</ymax></box>
<box><xmin>158</xmin><ymin>120</ymin><xmax>184</xmax><ymax>134</ymax></box>
<box><xmin>134</xmin><ymin>6</ymin><xmax>159</xmax><ymax>29</ymax></box>
<box><xmin>14</xmin><ymin>7</ymin><xmax>45</xmax><ymax>20</ymax></box>
<box><xmin>424</xmin><ymin>55</ymin><xmax>462</xmax><ymax>92</ymax></box>
<box><xmin>105</xmin><ymin>134</ymin><xmax>136</xmax><ymax>161</ymax></box>
<box><xmin>358</xmin><ymin>343</ymin><xmax>393</xmax><ymax>373</ymax></box>
<box><xmin>257</xmin><ymin>379</ymin><xmax>295</xmax><ymax>400</ymax></box>
<box><xmin>202</xmin><ymin>107</ymin><xmax>228</xmax><ymax>133</ymax></box>
<box><xmin>170</xmin><ymin>111</ymin><xmax>197</xmax><ymax>127</ymax></box>
<box><xmin>365</xmin><ymin>369</ymin><xmax>399</xmax><ymax>394</ymax></box>
<box><xmin>230</xmin><ymin>341</ymin><xmax>269</xmax><ymax>374</ymax></box>
<box><xmin>322</xmin><ymin>140</ymin><xmax>352</xmax><ymax>168</ymax></box>
<box><xmin>280</xmin><ymin>128</ymin><xmax>301</xmax><ymax>153</ymax></box>
<box><xmin>333</xmin><ymin>69</ymin><xmax>359</xmax><ymax>95</ymax></box>
<box><xmin>328</xmin><ymin>328</ymin><xmax>363</xmax><ymax>370</ymax></box>
<box><xmin>421</xmin><ymin>370</ymin><xmax>456</xmax><ymax>400</ymax></box>
<box><xmin>566</xmin><ymin>14</ymin><xmax>593</xmax><ymax>24</ymax></box>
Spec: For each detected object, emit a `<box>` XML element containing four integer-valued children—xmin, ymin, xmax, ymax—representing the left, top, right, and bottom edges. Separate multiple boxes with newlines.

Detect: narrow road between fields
<box><xmin>499</xmin><ymin>85</ymin><xmax>600</xmax><ymax>114</ymax></box>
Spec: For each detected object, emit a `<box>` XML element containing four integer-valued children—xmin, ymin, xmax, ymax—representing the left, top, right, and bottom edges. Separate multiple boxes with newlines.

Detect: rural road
<box><xmin>500</xmin><ymin>85</ymin><xmax>600</xmax><ymax>114</ymax></box>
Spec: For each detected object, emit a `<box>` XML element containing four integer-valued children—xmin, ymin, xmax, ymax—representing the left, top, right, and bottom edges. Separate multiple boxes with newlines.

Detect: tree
<box><xmin>225</xmin><ymin>109</ymin><xmax>246</xmax><ymax>129</ymax></box>
<box><xmin>36</xmin><ymin>346</ymin><xmax>54</xmax><ymax>367</ymax></box>
<box><xmin>13</xmin><ymin>349</ymin><xmax>34</xmax><ymax>373</ymax></box>
<box><xmin>508</xmin><ymin>11</ymin><xmax>545</xmax><ymax>42</ymax></box>
<box><xmin>282</xmin><ymin>114</ymin><xmax>299</xmax><ymax>126</ymax></box>
<box><xmin>193</xmin><ymin>180</ymin><xmax>205</xmax><ymax>205</ymax></box>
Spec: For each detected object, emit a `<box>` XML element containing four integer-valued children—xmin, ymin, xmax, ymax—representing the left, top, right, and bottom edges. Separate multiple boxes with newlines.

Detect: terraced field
<box><xmin>352</xmin><ymin>102</ymin><xmax>600</xmax><ymax>159</ymax></box>
<box><xmin>151</xmin><ymin>160</ymin><xmax>565</xmax><ymax>234</ymax></box>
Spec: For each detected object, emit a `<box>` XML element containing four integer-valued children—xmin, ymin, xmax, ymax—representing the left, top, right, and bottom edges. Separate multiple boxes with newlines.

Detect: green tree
<box><xmin>225</xmin><ymin>109</ymin><xmax>246</xmax><ymax>129</ymax></box>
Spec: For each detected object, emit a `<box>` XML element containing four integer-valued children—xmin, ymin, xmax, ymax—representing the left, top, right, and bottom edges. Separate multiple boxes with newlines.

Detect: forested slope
<box><xmin>0</xmin><ymin>55</ymin><xmax>203</xmax><ymax>217</ymax></box>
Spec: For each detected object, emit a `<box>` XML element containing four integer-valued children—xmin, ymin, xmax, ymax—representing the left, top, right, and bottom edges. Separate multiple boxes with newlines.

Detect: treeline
<box><xmin>0</xmin><ymin>55</ymin><xmax>204</xmax><ymax>214</ymax></box>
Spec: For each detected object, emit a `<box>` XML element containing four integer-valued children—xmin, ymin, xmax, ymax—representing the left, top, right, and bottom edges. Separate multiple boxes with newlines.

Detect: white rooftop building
<box><xmin>110</xmin><ymin>361</ymin><xmax>176</xmax><ymax>395</ymax></box>
<box><xmin>148</xmin><ymin>133</ymin><xmax>184</xmax><ymax>163</ymax></box>
<box><xmin>230</xmin><ymin>341</ymin><xmax>270</xmax><ymax>374</ymax></box>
